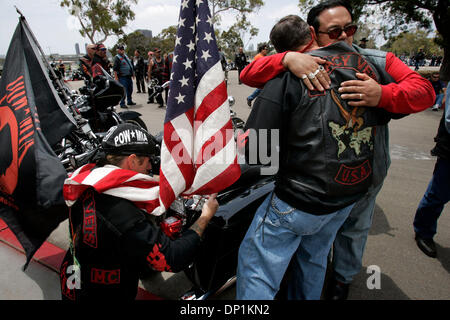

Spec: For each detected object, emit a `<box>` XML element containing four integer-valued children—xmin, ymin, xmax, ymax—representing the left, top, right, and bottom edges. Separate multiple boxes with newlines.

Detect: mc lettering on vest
<box><xmin>91</xmin><ymin>268</ymin><xmax>121</xmax><ymax>285</ymax></box>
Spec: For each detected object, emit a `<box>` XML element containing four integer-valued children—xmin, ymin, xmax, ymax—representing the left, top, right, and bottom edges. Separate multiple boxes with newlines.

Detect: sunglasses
<box><xmin>318</xmin><ymin>24</ymin><xmax>357</xmax><ymax>39</ymax></box>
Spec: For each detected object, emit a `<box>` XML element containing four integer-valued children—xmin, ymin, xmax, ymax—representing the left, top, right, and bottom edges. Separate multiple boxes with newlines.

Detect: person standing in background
<box><xmin>235</xmin><ymin>47</ymin><xmax>248</xmax><ymax>85</ymax></box>
<box><xmin>246</xmin><ymin>44</ymin><xmax>268</xmax><ymax>107</ymax></box>
<box><xmin>413</xmin><ymin>80</ymin><xmax>450</xmax><ymax>258</ymax></box>
<box><xmin>133</xmin><ymin>50</ymin><xmax>146</xmax><ymax>94</ymax></box>
<box><xmin>113</xmin><ymin>45</ymin><xmax>136</xmax><ymax>108</ymax></box>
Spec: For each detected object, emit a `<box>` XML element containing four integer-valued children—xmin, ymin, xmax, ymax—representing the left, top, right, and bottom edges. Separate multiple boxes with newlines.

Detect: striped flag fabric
<box><xmin>159</xmin><ymin>0</ymin><xmax>241</xmax><ymax>212</ymax></box>
<box><xmin>64</xmin><ymin>163</ymin><xmax>161</xmax><ymax>216</ymax></box>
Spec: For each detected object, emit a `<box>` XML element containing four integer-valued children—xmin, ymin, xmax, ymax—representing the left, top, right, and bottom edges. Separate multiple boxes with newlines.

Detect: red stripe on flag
<box><xmin>120</xmin><ymin>180</ymin><xmax>159</xmax><ymax>189</ymax></box>
<box><xmin>63</xmin><ymin>184</ymin><xmax>89</xmax><ymax>202</ymax></box>
<box><xmin>186</xmin><ymin>160</ymin><xmax>241</xmax><ymax>195</ymax></box>
<box><xmin>159</xmin><ymin>171</ymin><xmax>176</xmax><ymax>210</ymax></box>
<box><xmin>163</xmin><ymin>121</ymin><xmax>194</xmax><ymax>186</ymax></box>
<box><xmin>195</xmin><ymin>81</ymin><xmax>227</xmax><ymax>124</ymax></box>
<box><xmin>195</xmin><ymin>120</ymin><xmax>234</xmax><ymax>166</ymax></box>
<box><xmin>71</xmin><ymin>163</ymin><xmax>96</xmax><ymax>183</ymax></box>
<box><xmin>92</xmin><ymin>169</ymin><xmax>139</xmax><ymax>193</ymax></box>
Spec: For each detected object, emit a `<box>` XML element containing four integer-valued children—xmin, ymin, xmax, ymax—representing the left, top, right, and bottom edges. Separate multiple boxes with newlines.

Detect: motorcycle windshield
<box><xmin>100</xmin><ymin>66</ymin><xmax>114</xmax><ymax>81</ymax></box>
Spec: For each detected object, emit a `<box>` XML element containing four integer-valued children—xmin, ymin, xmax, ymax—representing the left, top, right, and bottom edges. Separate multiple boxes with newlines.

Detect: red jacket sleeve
<box><xmin>240</xmin><ymin>52</ymin><xmax>287</xmax><ymax>88</ymax></box>
<box><xmin>378</xmin><ymin>53</ymin><xmax>435</xmax><ymax>114</ymax></box>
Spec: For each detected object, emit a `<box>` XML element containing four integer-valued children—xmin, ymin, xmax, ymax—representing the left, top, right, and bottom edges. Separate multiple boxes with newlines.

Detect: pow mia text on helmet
<box><xmin>114</xmin><ymin>129</ymin><xmax>149</xmax><ymax>146</ymax></box>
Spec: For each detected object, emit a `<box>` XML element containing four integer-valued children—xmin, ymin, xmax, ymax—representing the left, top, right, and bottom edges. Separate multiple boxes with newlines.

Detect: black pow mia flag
<box><xmin>0</xmin><ymin>16</ymin><xmax>76</xmax><ymax>268</ymax></box>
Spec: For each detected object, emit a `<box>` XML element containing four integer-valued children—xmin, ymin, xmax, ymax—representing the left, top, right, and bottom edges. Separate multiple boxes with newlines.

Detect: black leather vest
<box><xmin>274</xmin><ymin>42</ymin><xmax>397</xmax><ymax>214</ymax></box>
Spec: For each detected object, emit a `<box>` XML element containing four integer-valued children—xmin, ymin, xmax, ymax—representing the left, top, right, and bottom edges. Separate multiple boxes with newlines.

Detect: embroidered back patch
<box><xmin>90</xmin><ymin>268</ymin><xmax>121</xmax><ymax>285</ymax></box>
<box><xmin>82</xmin><ymin>190</ymin><xmax>98</xmax><ymax>248</ymax></box>
<box><xmin>334</xmin><ymin>160</ymin><xmax>372</xmax><ymax>185</ymax></box>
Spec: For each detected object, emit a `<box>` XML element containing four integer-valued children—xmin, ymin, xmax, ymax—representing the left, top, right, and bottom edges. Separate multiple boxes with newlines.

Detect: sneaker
<box><xmin>120</xmin><ymin>105</ymin><xmax>128</xmax><ymax>109</ymax></box>
<box><xmin>415</xmin><ymin>234</ymin><xmax>437</xmax><ymax>258</ymax></box>
<box><xmin>431</xmin><ymin>104</ymin><xmax>439</xmax><ymax>111</ymax></box>
<box><xmin>128</xmin><ymin>102</ymin><xmax>137</xmax><ymax>106</ymax></box>
<box><xmin>158</xmin><ymin>104</ymin><xmax>165</xmax><ymax>108</ymax></box>
<box><xmin>247</xmin><ymin>98</ymin><xmax>252</xmax><ymax>107</ymax></box>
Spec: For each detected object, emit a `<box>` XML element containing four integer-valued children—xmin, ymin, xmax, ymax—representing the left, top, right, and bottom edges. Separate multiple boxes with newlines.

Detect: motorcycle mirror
<box><xmin>161</xmin><ymin>81</ymin><xmax>170</xmax><ymax>89</ymax></box>
<box><xmin>99</xmin><ymin>66</ymin><xmax>114</xmax><ymax>81</ymax></box>
<box><xmin>228</xmin><ymin>96</ymin><xmax>235</xmax><ymax>107</ymax></box>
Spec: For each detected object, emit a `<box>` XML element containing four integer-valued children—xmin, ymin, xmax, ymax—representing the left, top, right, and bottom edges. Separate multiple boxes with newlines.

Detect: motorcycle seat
<box><xmin>220</xmin><ymin>163</ymin><xmax>269</xmax><ymax>195</ymax></box>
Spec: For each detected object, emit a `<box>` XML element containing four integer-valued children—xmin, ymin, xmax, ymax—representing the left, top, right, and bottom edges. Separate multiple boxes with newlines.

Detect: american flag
<box><xmin>159</xmin><ymin>0</ymin><xmax>241</xmax><ymax>212</ymax></box>
<box><xmin>64</xmin><ymin>163</ymin><xmax>161</xmax><ymax>215</ymax></box>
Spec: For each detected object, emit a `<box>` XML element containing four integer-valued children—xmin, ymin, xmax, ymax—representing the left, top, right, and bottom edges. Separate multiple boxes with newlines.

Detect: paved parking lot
<box><xmin>0</xmin><ymin>69</ymin><xmax>449</xmax><ymax>300</ymax></box>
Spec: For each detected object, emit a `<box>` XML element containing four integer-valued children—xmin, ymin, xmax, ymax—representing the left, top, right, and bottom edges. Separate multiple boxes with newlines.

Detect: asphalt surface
<box><xmin>0</xmin><ymin>69</ymin><xmax>449</xmax><ymax>300</ymax></box>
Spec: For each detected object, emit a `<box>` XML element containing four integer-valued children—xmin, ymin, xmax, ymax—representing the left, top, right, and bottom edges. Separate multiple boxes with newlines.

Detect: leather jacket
<box><xmin>60</xmin><ymin>189</ymin><xmax>200</xmax><ymax>300</ymax></box>
<box><xmin>245</xmin><ymin>42</ymin><xmax>398</xmax><ymax>214</ymax></box>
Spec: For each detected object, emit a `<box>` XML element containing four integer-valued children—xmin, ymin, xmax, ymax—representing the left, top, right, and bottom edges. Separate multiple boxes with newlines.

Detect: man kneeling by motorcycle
<box><xmin>60</xmin><ymin>123</ymin><xmax>219</xmax><ymax>300</ymax></box>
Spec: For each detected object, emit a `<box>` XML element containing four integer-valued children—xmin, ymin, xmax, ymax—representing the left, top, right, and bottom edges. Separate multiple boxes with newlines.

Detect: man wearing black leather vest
<box><xmin>239</xmin><ymin>0</ymin><xmax>434</xmax><ymax>300</ymax></box>
<box><xmin>59</xmin><ymin>124</ymin><xmax>219</xmax><ymax>300</ymax></box>
<box><xmin>413</xmin><ymin>82</ymin><xmax>450</xmax><ymax>258</ymax></box>
<box><xmin>237</xmin><ymin>15</ymin><xmax>399</xmax><ymax>300</ymax></box>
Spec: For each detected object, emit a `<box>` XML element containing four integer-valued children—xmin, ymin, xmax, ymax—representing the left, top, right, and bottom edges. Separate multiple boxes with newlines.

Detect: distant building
<box><xmin>136</xmin><ymin>29</ymin><xmax>153</xmax><ymax>39</ymax></box>
<box><xmin>75</xmin><ymin>43</ymin><xmax>80</xmax><ymax>55</ymax></box>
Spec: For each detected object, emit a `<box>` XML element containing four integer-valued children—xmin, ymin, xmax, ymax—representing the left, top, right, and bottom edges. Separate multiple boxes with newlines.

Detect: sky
<box><xmin>0</xmin><ymin>0</ymin><xmax>302</xmax><ymax>56</ymax></box>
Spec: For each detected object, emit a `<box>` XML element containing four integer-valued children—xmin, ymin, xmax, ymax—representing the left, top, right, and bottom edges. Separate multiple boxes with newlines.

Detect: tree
<box><xmin>60</xmin><ymin>0</ymin><xmax>138</xmax><ymax>44</ymax></box>
<box><xmin>209</xmin><ymin>0</ymin><xmax>264</xmax><ymax>51</ymax></box>
<box><xmin>383</xmin><ymin>30</ymin><xmax>443</xmax><ymax>57</ymax></box>
<box><xmin>113</xmin><ymin>26</ymin><xmax>177</xmax><ymax>58</ymax></box>
<box><xmin>298</xmin><ymin>0</ymin><xmax>450</xmax><ymax>80</ymax></box>
<box><xmin>208</xmin><ymin>0</ymin><xmax>264</xmax><ymax>24</ymax></box>
<box><xmin>113</xmin><ymin>31</ymin><xmax>152</xmax><ymax>57</ymax></box>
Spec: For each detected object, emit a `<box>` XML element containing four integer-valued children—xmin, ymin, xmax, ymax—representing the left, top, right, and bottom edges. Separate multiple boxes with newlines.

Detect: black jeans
<box><xmin>136</xmin><ymin>73</ymin><xmax>145</xmax><ymax>93</ymax></box>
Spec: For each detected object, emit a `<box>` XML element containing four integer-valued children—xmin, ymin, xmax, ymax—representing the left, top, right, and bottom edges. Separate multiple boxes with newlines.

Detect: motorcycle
<box><xmin>147</xmin><ymin>78</ymin><xmax>169</xmax><ymax>104</ymax></box>
<box><xmin>48</xmin><ymin>54</ymin><xmax>263</xmax><ymax>299</ymax></box>
<box><xmin>227</xmin><ymin>96</ymin><xmax>245</xmax><ymax>131</ymax></box>
<box><xmin>71</xmin><ymin>69</ymin><xmax>84</xmax><ymax>81</ymax></box>
<box><xmin>75</xmin><ymin>68</ymin><xmax>148</xmax><ymax>132</ymax></box>
<box><xmin>156</xmin><ymin>164</ymin><xmax>275</xmax><ymax>300</ymax></box>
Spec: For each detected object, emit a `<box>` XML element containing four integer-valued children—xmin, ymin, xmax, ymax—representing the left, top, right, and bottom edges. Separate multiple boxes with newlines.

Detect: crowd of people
<box><xmin>54</xmin><ymin>0</ymin><xmax>449</xmax><ymax>301</ymax></box>
<box><xmin>77</xmin><ymin>43</ymin><xmax>174</xmax><ymax>109</ymax></box>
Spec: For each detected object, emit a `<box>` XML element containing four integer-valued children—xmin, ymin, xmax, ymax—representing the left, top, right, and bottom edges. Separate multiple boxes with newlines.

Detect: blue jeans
<box><xmin>236</xmin><ymin>192</ymin><xmax>354</xmax><ymax>300</ymax></box>
<box><xmin>119</xmin><ymin>76</ymin><xmax>133</xmax><ymax>106</ymax></box>
<box><xmin>332</xmin><ymin>183</ymin><xmax>383</xmax><ymax>283</ymax></box>
<box><xmin>247</xmin><ymin>88</ymin><xmax>261</xmax><ymax>102</ymax></box>
<box><xmin>413</xmin><ymin>157</ymin><xmax>450</xmax><ymax>239</ymax></box>
<box><xmin>331</xmin><ymin>124</ymin><xmax>390</xmax><ymax>284</ymax></box>
<box><xmin>435</xmin><ymin>93</ymin><xmax>444</xmax><ymax>107</ymax></box>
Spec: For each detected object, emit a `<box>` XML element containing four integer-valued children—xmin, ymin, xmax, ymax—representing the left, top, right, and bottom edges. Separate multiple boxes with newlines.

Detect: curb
<box><xmin>0</xmin><ymin>218</ymin><xmax>161</xmax><ymax>300</ymax></box>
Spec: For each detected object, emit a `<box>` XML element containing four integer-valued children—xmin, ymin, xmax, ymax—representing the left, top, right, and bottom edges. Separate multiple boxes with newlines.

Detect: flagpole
<box><xmin>14</xmin><ymin>6</ymin><xmax>82</xmax><ymax>123</ymax></box>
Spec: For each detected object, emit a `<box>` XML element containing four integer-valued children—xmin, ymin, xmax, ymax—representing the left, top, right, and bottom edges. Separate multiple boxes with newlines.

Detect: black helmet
<box><xmin>101</xmin><ymin>123</ymin><xmax>157</xmax><ymax>157</ymax></box>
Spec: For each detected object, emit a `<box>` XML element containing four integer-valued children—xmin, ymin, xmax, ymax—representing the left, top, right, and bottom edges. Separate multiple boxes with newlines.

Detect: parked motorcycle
<box><xmin>76</xmin><ymin>68</ymin><xmax>148</xmax><ymax>132</ymax></box>
<box><xmin>46</xmin><ymin>50</ymin><xmax>262</xmax><ymax>299</ymax></box>
<box><xmin>157</xmin><ymin>164</ymin><xmax>275</xmax><ymax>300</ymax></box>
<box><xmin>147</xmin><ymin>78</ymin><xmax>169</xmax><ymax>104</ymax></box>
<box><xmin>227</xmin><ymin>96</ymin><xmax>245</xmax><ymax>131</ymax></box>
<box><xmin>71</xmin><ymin>69</ymin><xmax>84</xmax><ymax>81</ymax></box>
